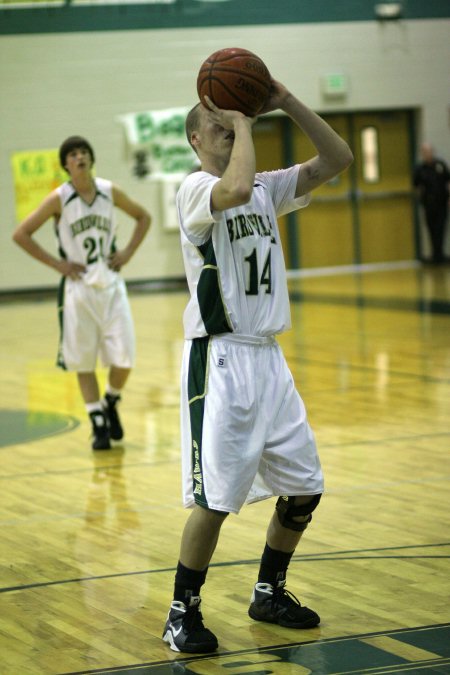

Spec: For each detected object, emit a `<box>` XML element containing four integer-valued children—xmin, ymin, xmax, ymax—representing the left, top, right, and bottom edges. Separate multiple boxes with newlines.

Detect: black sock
<box><xmin>174</xmin><ymin>561</ymin><xmax>208</xmax><ymax>604</ymax></box>
<box><xmin>258</xmin><ymin>543</ymin><xmax>294</xmax><ymax>587</ymax></box>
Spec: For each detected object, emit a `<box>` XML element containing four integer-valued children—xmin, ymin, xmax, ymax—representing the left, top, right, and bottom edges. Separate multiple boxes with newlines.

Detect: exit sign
<box><xmin>321</xmin><ymin>73</ymin><xmax>349</xmax><ymax>98</ymax></box>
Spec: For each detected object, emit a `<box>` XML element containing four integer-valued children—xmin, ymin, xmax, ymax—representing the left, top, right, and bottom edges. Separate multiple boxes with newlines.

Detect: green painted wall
<box><xmin>1</xmin><ymin>0</ymin><xmax>450</xmax><ymax>35</ymax></box>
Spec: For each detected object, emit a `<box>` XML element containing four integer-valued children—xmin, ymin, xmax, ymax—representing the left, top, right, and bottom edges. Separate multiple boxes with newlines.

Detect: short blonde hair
<box><xmin>185</xmin><ymin>103</ymin><xmax>203</xmax><ymax>153</ymax></box>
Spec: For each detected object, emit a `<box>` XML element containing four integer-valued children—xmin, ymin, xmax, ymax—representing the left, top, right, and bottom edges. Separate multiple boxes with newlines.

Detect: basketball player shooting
<box><xmin>162</xmin><ymin>62</ymin><xmax>354</xmax><ymax>654</ymax></box>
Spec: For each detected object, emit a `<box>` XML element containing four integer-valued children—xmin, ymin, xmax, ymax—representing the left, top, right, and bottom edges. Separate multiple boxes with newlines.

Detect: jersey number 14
<box><xmin>245</xmin><ymin>248</ymin><xmax>272</xmax><ymax>295</ymax></box>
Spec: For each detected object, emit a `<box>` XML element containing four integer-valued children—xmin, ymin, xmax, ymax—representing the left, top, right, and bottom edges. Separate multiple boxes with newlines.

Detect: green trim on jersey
<box><xmin>56</xmin><ymin>277</ymin><xmax>67</xmax><ymax>370</ymax></box>
<box><xmin>187</xmin><ymin>336</ymin><xmax>211</xmax><ymax>508</ymax></box>
<box><xmin>197</xmin><ymin>238</ymin><xmax>233</xmax><ymax>336</ymax></box>
<box><xmin>54</xmin><ymin>221</ymin><xmax>67</xmax><ymax>261</ymax></box>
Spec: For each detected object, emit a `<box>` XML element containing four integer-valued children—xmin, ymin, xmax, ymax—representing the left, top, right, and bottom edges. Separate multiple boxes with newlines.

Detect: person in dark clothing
<box><xmin>413</xmin><ymin>142</ymin><xmax>450</xmax><ymax>264</ymax></box>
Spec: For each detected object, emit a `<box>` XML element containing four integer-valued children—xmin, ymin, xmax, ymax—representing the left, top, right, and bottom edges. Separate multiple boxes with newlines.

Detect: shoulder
<box><xmin>19</xmin><ymin>188</ymin><xmax>62</xmax><ymax>227</ymax></box>
<box><xmin>177</xmin><ymin>170</ymin><xmax>219</xmax><ymax>204</ymax></box>
<box><xmin>95</xmin><ymin>177</ymin><xmax>113</xmax><ymax>194</ymax></box>
<box><xmin>181</xmin><ymin>170</ymin><xmax>216</xmax><ymax>189</ymax></box>
<box><xmin>255</xmin><ymin>165</ymin><xmax>300</xmax><ymax>183</ymax></box>
<box><xmin>254</xmin><ymin>166</ymin><xmax>300</xmax><ymax>195</ymax></box>
<box><xmin>58</xmin><ymin>181</ymin><xmax>76</xmax><ymax>206</ymax></box>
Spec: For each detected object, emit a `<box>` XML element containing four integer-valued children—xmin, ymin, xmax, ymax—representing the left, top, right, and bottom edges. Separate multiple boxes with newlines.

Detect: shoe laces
<box><xmin>105</xmin><ymin>393</ymin><xmax>120</xmax><ymax>407</ymax></box>
<box><xmin>272</xmin><ymin>584</ymin><xmax>302</xmax><ymax>609</ymax></box>
<box><xmin>183</xmin><ymin>601</ymin><xmax>205</xmax><ymax>632</ymax></box>
<box><xmin>108</xmin><ymin>406</ymin><xmax>120</xmax><ymax>422</ymax></box>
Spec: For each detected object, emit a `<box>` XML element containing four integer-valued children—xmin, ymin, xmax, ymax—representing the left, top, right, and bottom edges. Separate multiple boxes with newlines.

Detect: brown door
<box><xmin>353</xmin><ymin>110</ymin><xmax>415</xmax><ymax>263</ymax></box>
<box><xmin>253</xmin><ymin>117</ymin><xmax>291</xmax><ymax>257</ymax></box>
<box><xmin>253</xmin><ymin>109</ymin><xmax>415</xmax><ymax>268</ymax></box>
<box><xmin>293</xmin><ymin>114</ymin><xmax>354</xmax><ymax>268</ymax></box>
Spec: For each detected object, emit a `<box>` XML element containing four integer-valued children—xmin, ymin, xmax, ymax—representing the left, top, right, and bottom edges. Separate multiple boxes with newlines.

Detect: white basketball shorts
<box><xmin>57</xmin><ymin>277</ymin><xmax>135</xmax><ymax>372</ymax></box>
<box><xmin>180</xmin><ymin>333</ymin><xmax>324</xmax><ymax>513</ymax></box>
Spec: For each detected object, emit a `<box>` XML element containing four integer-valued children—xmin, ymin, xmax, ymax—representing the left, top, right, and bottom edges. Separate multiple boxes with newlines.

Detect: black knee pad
<box><xmin>276</xmin><ymin>494</ymin><xmax>322</xmax><ymax>532</ymax></box>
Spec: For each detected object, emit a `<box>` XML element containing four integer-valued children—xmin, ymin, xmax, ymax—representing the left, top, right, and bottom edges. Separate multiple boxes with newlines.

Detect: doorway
<box><xmin>253</xmin><ymin>109</ymin><xmax>416</xmax><ymax>269</ymax></box>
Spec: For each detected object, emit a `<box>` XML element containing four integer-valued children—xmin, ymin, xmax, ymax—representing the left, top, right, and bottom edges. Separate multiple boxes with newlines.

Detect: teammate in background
<box><xmin>162</xmin><ymin>82</ymin><xmax>353</xmax><ymax>654</ymax></box>
<box><xmin>12</xmin><ymin>136</ymin><xmax>151</xmax><ymax>450</ymax></box>
<box><xmin>413</xmin><ymin>142</ymin><xmax>450</xmax><ymax>264</ymax></box>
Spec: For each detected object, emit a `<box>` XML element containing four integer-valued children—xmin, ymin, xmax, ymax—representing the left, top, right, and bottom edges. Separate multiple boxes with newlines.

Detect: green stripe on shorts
<box><xmin>56</xmin><ymin>276</ymin><xmax>67</xmax><ymax>370</ymax></box>
<box><xmin>188</xmin><ymin>336</ymin><xmax>211</xmax><ymax>508</ymax></box>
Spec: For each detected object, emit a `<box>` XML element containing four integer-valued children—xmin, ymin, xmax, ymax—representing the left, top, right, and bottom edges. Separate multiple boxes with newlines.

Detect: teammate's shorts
<box><xmin>57</xmin><ymin>277</ymin><xmax>135</xmax><ymax>372</ymax></box>
<box><xmin>180</xmin><ymin>333</ymin><xmax>324</xmax><ymax>513</ymax></box>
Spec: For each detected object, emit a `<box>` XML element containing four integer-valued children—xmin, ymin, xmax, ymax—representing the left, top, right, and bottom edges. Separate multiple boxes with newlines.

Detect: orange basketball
<box><xmin>197</xmin><ymin>47</ymin><xmax>271</xmax><ymax>117</ymax></box>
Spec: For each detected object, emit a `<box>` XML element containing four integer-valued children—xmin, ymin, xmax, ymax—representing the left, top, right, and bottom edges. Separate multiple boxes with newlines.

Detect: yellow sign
<box><xmin>11</xmin><ymin>148</ymin><xmax>67</xmax><ymax>223</ymax></box>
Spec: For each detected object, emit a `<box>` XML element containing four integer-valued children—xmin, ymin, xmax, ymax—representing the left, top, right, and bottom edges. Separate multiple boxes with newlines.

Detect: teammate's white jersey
<box><xmin>177</xmin><ymin>165</ymin><xmax>310</xmax><ymax>339</ymax></box>
<box><xmin>56</xmin><ymin>177</ymin><xmax>118</xmax><ymax>289</ymax></box>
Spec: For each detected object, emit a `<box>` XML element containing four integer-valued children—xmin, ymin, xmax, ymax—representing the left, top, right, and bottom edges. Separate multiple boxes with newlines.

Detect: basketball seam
<box><xmin>198</xmin><ymin>68</ymin><xmax>271</xmax><ymax>90</ymax></box>
<box><xmin>208</xmin><ymin>50</ymin><xmax>258</xmax><ymax>64</ymax></box>
<box><xmin>202</xmin><ymin>77</ymin><xmax>264</xmax><ymax>111</ymax></box>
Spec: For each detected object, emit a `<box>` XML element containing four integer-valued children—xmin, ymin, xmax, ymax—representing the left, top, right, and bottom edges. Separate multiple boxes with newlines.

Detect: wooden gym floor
<box><xmin>0</xmin><ymin>261</ymin><xmax>449</xmax><ymax>674</ymax></box>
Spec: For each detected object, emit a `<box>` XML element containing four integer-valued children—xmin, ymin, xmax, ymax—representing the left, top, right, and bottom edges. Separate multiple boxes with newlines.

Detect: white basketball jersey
<box><xmin>177</xmin><ymin>166</ymin><xmax>310</xmax><ymax>338</ymax></box>
<box><xmin>56</xmin><ymin>177</ymin><xmax>118</xmax><ymax>288</ymax></box>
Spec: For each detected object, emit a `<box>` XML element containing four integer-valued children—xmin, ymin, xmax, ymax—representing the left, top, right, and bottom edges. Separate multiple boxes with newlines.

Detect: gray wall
<box><xmin>1</xmin><ymin>19</ymin><xmax>449</xmax><ymax>291</ymax></box>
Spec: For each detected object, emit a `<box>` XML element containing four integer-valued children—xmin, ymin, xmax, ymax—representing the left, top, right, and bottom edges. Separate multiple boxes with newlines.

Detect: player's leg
<box><xmin>179</xmin><ymin>504</ymin><xmax>227</xmax><ymax>570</ymax></box>
<box><xmin>101</xmin><ymin>280</ymin><xmax>135</xmax><ymax>440</ymax></box>
<box><xmin>249</xmin><ymin>494</ymin><xmax>321</xmax><ymax>628</ymax></box>
<box><xmin>267</xmin><ymin>494</ymin><xmax>322</xmax><ymax>552</ymax></box>
<box><xmin>58</xmin><ymin>280</ymin><xmax>110</xmax><ymax>450</ymax></box>
<box><xmin>163</xmin><ymin>336</ymin><xmax>264</xmax><ymax>654</ymax></box>
<box><xmin>249</xmin><ymin>344</ymin><xmax>323</xmax><ymax>628</ymax></box>
<box><xmin>77</xmin><ymin>371</ymin><xmax>111</xmax><ymax>451</ymax></box>
<box><xmin>163</xmin><ymin>337</ymin><xmax>230</xmax><ymax>654</ymax></box>
<box><xmin>102</xmin><ymin>366</ymin><xmax>131</xmax><ymax>441</ymax></box>
<box><xmin>162</xmin><ymin>505</ymin><xmax>227</xmax><ymax>654</ymax></box>
<box><xmin>77</xmin><ymin>371</ymin><xmax>100</xmax><ymax>403</ymax></box>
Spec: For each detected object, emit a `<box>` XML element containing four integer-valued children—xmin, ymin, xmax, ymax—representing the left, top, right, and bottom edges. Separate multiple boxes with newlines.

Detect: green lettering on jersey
<box><xmin>226</xmin><ymin>213</ymin><xmax>277</xmax><ymax>244</ymax></box>
<box><xmin>70</xmin><ymin>215</ymin><xmax>111</xmax><ymax>237</ymax></box>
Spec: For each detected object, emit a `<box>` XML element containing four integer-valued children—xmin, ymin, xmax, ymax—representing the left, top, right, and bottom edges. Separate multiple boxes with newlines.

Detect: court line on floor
<box><xmin>1</xmin><ymin>430</ymin><xmax>449</xmax><ymax>483</ymax></box>
<box><xmin>60</xmin><ymin>621</ymin><xmax>450</xmax><ymax>675</ymax></box>
<box><xmin>285</xmin><ymin>354</ymin><xmax>450</xmax><ymax>385</ymax></box>
<box><xmin>1</xmin><ymin>542</ymin><xmax>449</xmax><ymax>595</ymax></box>
<box><xmin>289</xmin><ymin>290</ymin><xmax>450</xmax><ymax>315</ymax></box>
<box><xmin>1</xmin><ymin>470</ymin><xmax>449</xmax><ymax>528</ymax></box>
<box><xmin>286</xmin><ymin>261</ymin><xmax>422</xmax><ymax>278</ymax></box>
